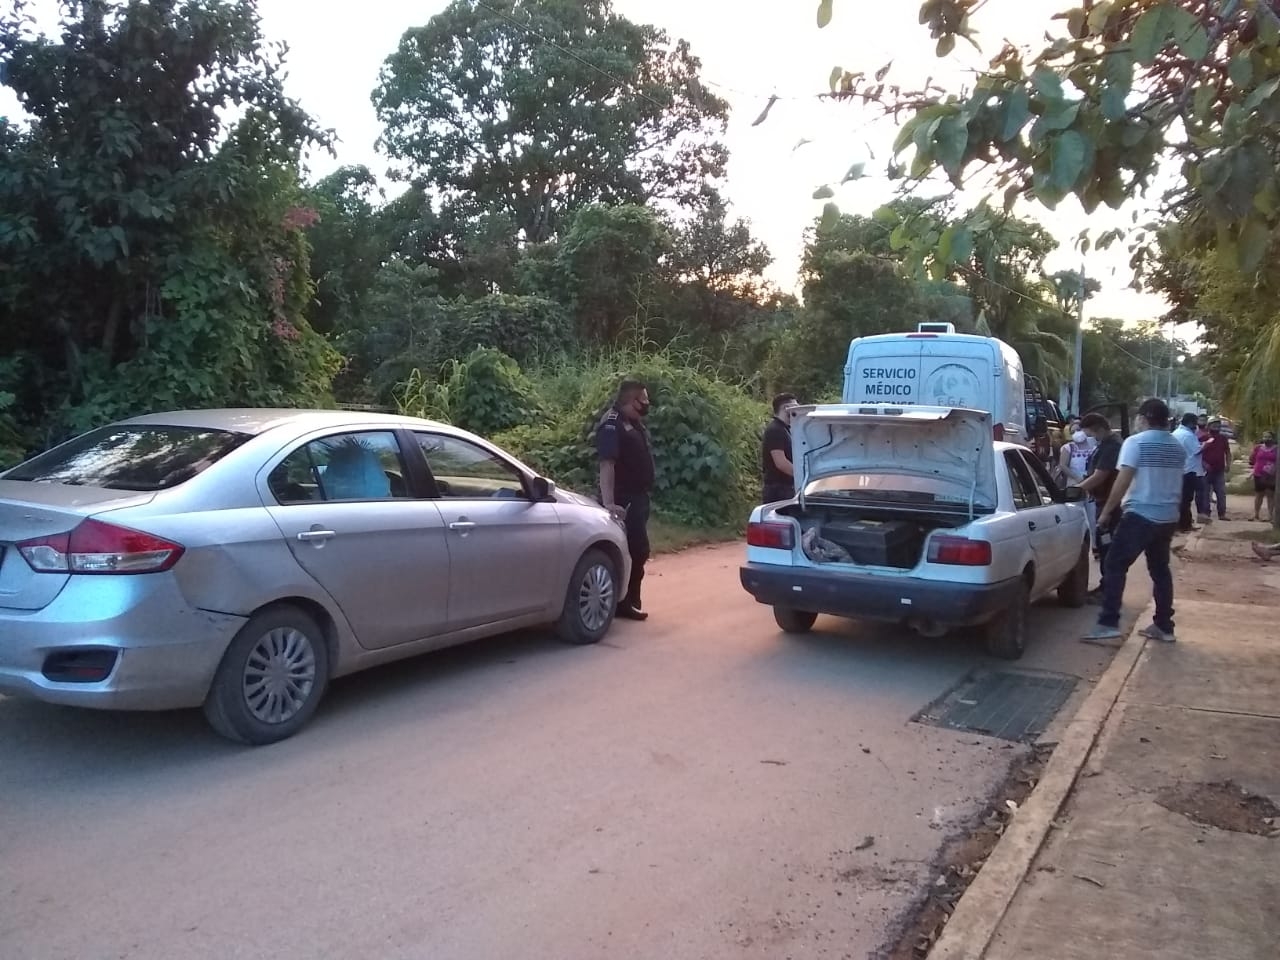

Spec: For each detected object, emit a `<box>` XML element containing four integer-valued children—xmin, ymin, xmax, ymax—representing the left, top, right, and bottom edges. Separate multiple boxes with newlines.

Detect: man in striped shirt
<box><xmin>1083</xmin><ymin>398</ymin><xmax>1186</xmax><ymax>643</ymax></box>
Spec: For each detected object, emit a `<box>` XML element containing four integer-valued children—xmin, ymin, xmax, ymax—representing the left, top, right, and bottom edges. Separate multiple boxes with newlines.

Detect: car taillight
<box><xmin>927</xmin><ymin>536</ymin><xmax>992</xmax><ymax>566</ymax></box>
<box><xmin>17</xmin><ymin>519</ymin><xmax>185</xmax><ymax>574</ymax></box>
<box><xmin>747</xmin><ymin>521</ymin><xmax>795</xmax><ymax>550</ymax></box>
<box><xmin>993</xmin><ymin>423</ymin><xmax>1005</xmax><ymax>441</ymax></box>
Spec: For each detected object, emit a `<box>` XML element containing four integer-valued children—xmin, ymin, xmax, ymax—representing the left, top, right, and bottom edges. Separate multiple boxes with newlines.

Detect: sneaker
<box><xmin>1138</xmin><ymin>624</ymin><xmax>1176</xmax><ymax>643</ymax></box>
<box><xmin>616</xmin><ymin>605</ymin><xmax>648</xmax><ymax>622</ymax></box>
<box><xmin>1082</xmin><ymin>624</ymin><xmax>1123</xmax><ymax>641</ymax></box>
<box><xmin>1198</xmin><ymin>514</ymin><xmax>1212</xmax><ymax>523</ymax></box>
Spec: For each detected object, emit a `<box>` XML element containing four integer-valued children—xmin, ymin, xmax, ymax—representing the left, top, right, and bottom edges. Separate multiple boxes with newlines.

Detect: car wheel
<box><xmin>773</xmin><ymin>606</ymin><xmax>818</xmax><ymax>634</ymax></box>
<box><xmin>203</xmin><ymin>605</ymin><xmax>330</xmax><ymax>745</ymax></box>
<box><xmin>1057</xmin><ymin>539</ymin><xmax>1090</xmax><ymax>608</ymax></box>
<box><xmin>556</xmin><ymin>548</ymin><xmax>617</xmax><ymax>645</ymax></box>
<box><xmin>983</xmin><ymin>579</ymin><xmax>1029</xmax><ymax>660</ymax></box>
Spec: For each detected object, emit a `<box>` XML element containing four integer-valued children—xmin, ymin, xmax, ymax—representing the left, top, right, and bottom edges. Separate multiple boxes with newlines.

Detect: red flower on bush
<box><xmin>281</xmin><ymin>206</ymin><xmax>319</xmax><ymax>231</ymax></box>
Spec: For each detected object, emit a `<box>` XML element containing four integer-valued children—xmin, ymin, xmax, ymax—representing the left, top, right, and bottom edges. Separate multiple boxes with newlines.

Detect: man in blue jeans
<box><xmin>1083</xmin><ymin>398</ymin><xmax>1186</xmax><ymax>643</ymax></box>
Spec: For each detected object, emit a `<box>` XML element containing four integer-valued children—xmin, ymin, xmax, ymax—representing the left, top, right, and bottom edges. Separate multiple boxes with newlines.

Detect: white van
<box><xmin>841</xmin><ymin>323</ymin><xmax>1027</xmax><ymax>444</ymax></box>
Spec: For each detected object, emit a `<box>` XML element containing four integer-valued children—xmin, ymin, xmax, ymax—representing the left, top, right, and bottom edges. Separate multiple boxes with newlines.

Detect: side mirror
<box><xmin>1062</xmin><ymin>485</ymin><xmax>1086</xmax><ymax>503</ymax></box>
<box><xmin>529</xmin><ymin>476</ymin><xmax>554</xmax><ymax>501</ymax></box>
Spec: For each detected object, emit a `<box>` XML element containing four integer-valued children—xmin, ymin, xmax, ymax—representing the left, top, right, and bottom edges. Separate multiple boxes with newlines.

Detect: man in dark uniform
<box><xmin>761</xmin><ymin>393</ymin><xmax>798</xmax><ymax>504</ymax></box>
<box><xmin>597</xmin><ymin>379</ymin><xmax>655</xmax><ymax>621</ymax></box>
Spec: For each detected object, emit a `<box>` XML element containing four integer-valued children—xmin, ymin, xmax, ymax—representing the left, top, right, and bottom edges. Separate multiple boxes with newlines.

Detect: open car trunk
<box><xmin>780</xmin><ymin>404</ymin><xmax>997</xmax><ymax>568</ymax></box>
<box><xmin>776</xmin><ymin>501</ymin><xmax>971</xmax><ymax>568</ymax></box>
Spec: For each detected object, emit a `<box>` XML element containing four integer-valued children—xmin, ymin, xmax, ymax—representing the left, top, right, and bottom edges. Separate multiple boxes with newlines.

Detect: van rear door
<box><xmin>918</xmin><ymin>343</ymin><xmax>994</xmax><ymax>410</ymax></box>
<box><xmin>842</xmin><ymin>344</ymin><xmax>924</xmax><ymax>404</ymax></box>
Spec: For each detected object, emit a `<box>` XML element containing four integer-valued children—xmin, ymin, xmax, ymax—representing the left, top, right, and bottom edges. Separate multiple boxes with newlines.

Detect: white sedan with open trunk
<box><xmin>739</xmin><ymin>404</ymin><xmax>1090</xmax><ymax>659</ymax></box>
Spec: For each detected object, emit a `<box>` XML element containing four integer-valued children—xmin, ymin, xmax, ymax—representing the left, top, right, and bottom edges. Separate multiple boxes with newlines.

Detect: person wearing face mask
<box><xmin>597</xmin><ymin>378</ymin><xmax>656</xmax><ymax>621</ymax></box>
<box><xmin>1249</xmin><ymin>431</ymin><xmax>1277</xmax><ymax>522</ymax></box>
<box><xmin>761</xmin><ymin>393</ymin><xmax>799</xmax><ymax>504</ymax></box>
<box><xmin>1059</xmin><ymin>425</ymin><xmax>1092</xmax><ymax>486</ymax></box>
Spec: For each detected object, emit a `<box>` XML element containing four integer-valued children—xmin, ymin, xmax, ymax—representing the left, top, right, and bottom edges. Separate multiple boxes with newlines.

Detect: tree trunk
<box><xmin>52</xmin><ymin>314</ymin><xmax>84</xmax><ymax>404</ymax></box>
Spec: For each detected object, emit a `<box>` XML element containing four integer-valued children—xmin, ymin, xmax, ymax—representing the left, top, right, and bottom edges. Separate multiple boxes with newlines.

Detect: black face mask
<box><xmin>1266</xmin><ymin>439</ymin><xmax>1276</xmax><ymax>447</ymax></box>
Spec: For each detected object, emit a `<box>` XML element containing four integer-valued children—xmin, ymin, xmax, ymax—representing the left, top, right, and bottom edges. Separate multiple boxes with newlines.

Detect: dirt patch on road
<box><xmin>1174</xmin><ymin>552</ymin><xmax>1280</xmax><ymax>608</ymax></box>
<box><xmin>881</xmin><ymin>743</ymin><xmax>1053</xmax><ymax>960</ymax></box>
<box><xmin>1155</xmin><ymin>780</ymin><xmax>1280</xmax><ymax>836</ymax></box>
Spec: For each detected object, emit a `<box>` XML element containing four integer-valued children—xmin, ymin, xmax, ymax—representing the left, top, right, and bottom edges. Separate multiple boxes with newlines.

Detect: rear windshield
<box><xmin>805</xmin><ymin>473</ymin><xmax>992</xmax><ymax>511</ymax></box>
<box><xmin>4</xmin><ymin>425</ymin><xmax>251</xmax><ymax>490</ymax></box>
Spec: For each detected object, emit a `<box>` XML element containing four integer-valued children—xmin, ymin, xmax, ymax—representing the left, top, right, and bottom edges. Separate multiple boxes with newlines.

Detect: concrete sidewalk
<box><xmin>936</xmin><ymin>514</ymin><xmax>1280</xmax><ymax>960</ymax></box>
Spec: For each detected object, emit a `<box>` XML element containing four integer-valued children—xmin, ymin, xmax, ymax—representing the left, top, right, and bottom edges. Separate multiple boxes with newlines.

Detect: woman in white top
<box><xmin>1060</xmin><ymin>426</ymin><xmax>1096</xmax><ymax>537</ymax></box>
<box><xmin>1060</xmin><ymin>428</ymin><xmax>1092</xmax><ymax>484</ymax></box>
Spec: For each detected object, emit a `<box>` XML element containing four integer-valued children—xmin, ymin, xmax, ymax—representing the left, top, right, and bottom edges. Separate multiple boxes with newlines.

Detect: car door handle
<box><xmin>449</xmin><ymin>521</ymin><xmax>477</xmax><ymax>531</ymax></box>
<box><xmin>1055</xmin><ymin>514</ymin><xmax>1062</xmax><ymax>524</ymax></box>
<box><xmin>1027</xmin><ymin>521</ymin><xmax>1037</xmax><ymax>531</ymax></box>
<box><xmin>296</xmin><ymin>530</ymin><xmax>336</xmax><ymax>542</ymax></box>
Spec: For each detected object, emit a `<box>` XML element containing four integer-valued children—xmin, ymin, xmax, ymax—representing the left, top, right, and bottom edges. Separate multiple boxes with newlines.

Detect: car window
<box><xmin>1004</xmin><ymin>452</ymin><xmax>1039</xmax><ymax>510</ymax></box>
<box><xmin>4</xmin><ymin>425</ymin><xmax>250</xmax><ymax>490</ymax></box>
<box><xmin>1018</xmin><ymin>450</ymin><xmax>1058</xmax><ymax>505</ymax></box>
<box><xmin>416</xmin><ymin>433</ymin><xmax>527</xmax><ymax>500</ymax></box>
<box><xmin>269</xmin><ymin>431</ymin><xmax>410</xmax><ymax>504</ymax></box>
<box><xmin>804</xmin><ymin>473</ymin><xmax>989</xmax><ymax>511</ymax></box>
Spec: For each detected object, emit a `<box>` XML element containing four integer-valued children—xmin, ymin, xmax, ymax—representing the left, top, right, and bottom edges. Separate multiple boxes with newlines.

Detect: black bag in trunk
<box><xmin>818</xmin><ymin>518</ymin><xmax>921</xmax><ymax>568</ymax></box>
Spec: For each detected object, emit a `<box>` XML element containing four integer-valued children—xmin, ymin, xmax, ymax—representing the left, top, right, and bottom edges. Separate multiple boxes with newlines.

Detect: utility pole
<box><xmin>1070</xmin><ymin>262</ymin><xmax>1085</xmax><ymax>416</ymax></box>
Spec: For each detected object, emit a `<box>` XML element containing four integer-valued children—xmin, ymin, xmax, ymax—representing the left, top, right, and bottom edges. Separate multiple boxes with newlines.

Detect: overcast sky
<box><xmin>3</xmin><ymin>0</ymin><xmax>1180</xmax><ymax>327</ymax></box>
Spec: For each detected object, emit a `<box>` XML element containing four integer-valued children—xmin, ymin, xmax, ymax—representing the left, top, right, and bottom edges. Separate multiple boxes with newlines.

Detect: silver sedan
<box><xmin>0</xmin><ymin>409</ymin><xmax>629</xmax><ymax>744</ymax></box>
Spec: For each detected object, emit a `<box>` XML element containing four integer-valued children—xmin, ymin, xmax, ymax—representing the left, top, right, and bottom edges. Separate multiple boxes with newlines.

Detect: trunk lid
<box><xmin>791</xmin><ymin>404</ymin><xmax>997</xmax><ymax>516</ymax></box>
<box><xmin>0</xmin><ymin>482</ymin><xmax>156</xmax><ymax>611</ymax></box>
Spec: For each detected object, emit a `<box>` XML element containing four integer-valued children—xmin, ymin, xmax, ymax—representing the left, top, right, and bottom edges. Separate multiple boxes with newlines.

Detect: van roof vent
<box><xmin>917</xmin><ymin>322</ymin><xmax>956</xmax><ymax>334</ymax></box>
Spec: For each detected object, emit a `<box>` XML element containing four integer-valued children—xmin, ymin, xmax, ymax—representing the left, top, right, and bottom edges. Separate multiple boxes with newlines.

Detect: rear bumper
<box><xmin>739</xmin><ymin>563</ymin><xmax>1021</xmax><ymax>627</ymax></box>
<box><xmin>0</xmin><ymin>575</ymin><xmax>246</xmax><ymax>711</ymax></box>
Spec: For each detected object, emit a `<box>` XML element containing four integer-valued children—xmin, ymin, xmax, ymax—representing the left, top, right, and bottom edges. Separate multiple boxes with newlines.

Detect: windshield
<box><xmin>804</xmin><ymin>472</ymin><xmax>988</xmax><ymax>511</ymax></box>
<box><xmin>3</xmin><ymin>425</ymin><xmax>251</xmax><ymax>490</ymax></box>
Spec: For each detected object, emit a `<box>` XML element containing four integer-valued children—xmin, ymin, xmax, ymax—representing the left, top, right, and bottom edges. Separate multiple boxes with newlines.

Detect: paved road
<box><xmin>0</xmin><ymin>544</ymin><xmax>1137</xmax><ymax>960</ymax></box>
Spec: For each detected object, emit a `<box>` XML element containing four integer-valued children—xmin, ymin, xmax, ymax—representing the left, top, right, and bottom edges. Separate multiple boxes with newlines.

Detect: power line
<box><xmin>950</xmin><ymin>262</ymin><xmax>1176</xmax><ymax>371</ymax></box>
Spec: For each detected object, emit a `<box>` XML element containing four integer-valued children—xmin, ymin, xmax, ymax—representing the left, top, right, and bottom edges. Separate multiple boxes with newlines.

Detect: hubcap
<box><xmin>577</xmin><ymin>563</ymin><xmax>615</xmax><ymax>632</ymax></box>
<box><xmin>242</xmin><ymin>627</ymin><xmax>317</xmax><ymax>725</ymax></box>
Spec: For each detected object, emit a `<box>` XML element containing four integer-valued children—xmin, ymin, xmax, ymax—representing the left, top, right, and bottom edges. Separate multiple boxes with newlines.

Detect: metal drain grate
<box><xmin>913</xmin><ymin>669</ymin><xmax>1078</xmax><ymax>743</ymax></box>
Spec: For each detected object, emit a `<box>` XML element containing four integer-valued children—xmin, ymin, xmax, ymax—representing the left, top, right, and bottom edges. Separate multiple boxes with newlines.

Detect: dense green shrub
<box><xmin>396</xmin><ymin>347</ymin><xmax>542</xmax><ymax>436</ymax></box>
<box><xmin>399</xmin><ymin>348</ymin><xmax>768</xmax><ymax>526</ymax></box>
<box><xmin>448</xmin><ymin>294</ymin><xmax>573</xmax><ymax>367</ymax></box>
<box><xmin>497</xmin><ymin>352</ymin><xmax>767</xmax><ymax>526</ymax></box>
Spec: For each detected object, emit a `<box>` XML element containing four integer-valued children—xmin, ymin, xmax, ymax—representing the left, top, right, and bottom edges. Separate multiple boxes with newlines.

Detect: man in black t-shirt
<box><xmin>1075</xmin><ymin>412</ymin><xmax>1121</xmax><ymax>599</ymax></box>
<box><xmin>761</xmin><ymin>393</ymin><xmax>799</xmax><ymax>504</ymax></box>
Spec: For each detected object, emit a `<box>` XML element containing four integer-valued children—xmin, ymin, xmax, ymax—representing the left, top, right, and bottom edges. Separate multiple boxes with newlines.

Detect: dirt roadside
<box><xmin>887</xmin><ymin>496</ymin><xmax>1280</xmax><ymax>959</ymax></box>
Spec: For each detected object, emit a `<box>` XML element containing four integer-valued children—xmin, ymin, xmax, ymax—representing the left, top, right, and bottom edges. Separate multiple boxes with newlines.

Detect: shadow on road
<box><xmin>0</xmin><ymin>626</ymin><xmax>581</xmax><ymax>785</ymax></box>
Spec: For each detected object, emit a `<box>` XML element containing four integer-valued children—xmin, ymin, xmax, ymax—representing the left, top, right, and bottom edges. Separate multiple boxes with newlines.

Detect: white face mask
<box><xmin>1072</xmin><ymin>431</ymin><xmax>1087</xmax><ymax>444</ymax></box>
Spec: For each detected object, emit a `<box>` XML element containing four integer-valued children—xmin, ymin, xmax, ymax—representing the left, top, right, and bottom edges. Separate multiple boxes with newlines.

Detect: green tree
<box><xmin>0</xmin><ymin>0</ymin><xmax>337</xmax><ymax>446</ymax></box>
<box><xmin>960</xmin><ymin>211</ymin><xmax>1072</xmax><ymax>387</ymax></box>
<box><xmin>556</xmin><ymin>203</ymin><xmax>671</xmax><ymax>345</ymax></box>
<box><xmin>765</xmin><ymin>217</ymin><xmax>929</xmax><ymax>399</ymax></box>
<box><xmin>372</xmin><ymin>0</ymin><xmax>728</xmax><ymax>244</ymax></box>
<box><xmin>659</xmin><ymin>195</ymin><xmax>777</xmax><ymax>353</ymax></box>
<box><xmin>1150</xmin><ymin>228</ymin><xmax>1280</xmax><ymax>430</ymax></box>
<box><xmin>306</xmin><ymin>165</ymin><xmax>387</xmax><ymax>338</ymax></box>
<box><xmin>815</xmin><ymin>0</ymin><xmax>1280</xmax><ymax>266</ymax></box>
<box><xmin>351</xmin><ymin>260</ymin><xmax>451</xmax><ymax>400</ymax></box>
